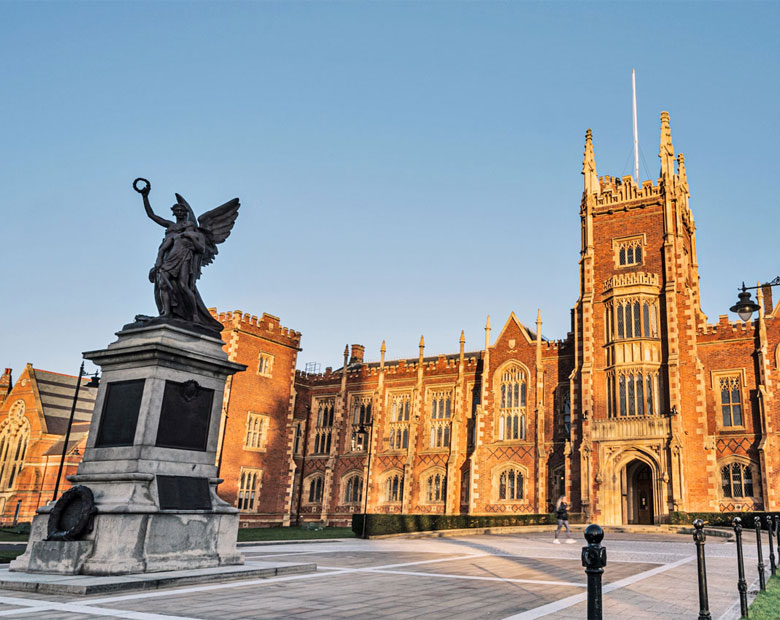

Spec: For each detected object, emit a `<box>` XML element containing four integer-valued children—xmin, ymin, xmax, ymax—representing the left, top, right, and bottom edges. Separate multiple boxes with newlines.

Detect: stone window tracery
<box><xmin>719</xmin><ymin>376</ymin><xmax>743</xmax><ymax>427</ymax></box>
<box><xmin>313</xmin><ymin>398</ymin><xmax>335</xmax><ymax>455</ymax></box>
<box><xmin>244</xmin><ymin>412</ymin><xmax>268</xmax><ymax>451</ymax></box>
<box><xmin>606</xmin><ymin>368</ymin><xmax>660</xmax><ymax>418</ymax></box>
<box><xmin>350</xmin><ymin>395</ymin><xmax>372</xmax><ymax>451</ymax></box>
<box><xmin>0</xmin><ymin>407</ymin><xmax>29</xmax><ymax>492</ymax></box>
<box><xmin>496</xmin><ymin>366</ymin><xmax>526</xmax><ymax>441</ymax></box>
<box><xmin>237</xmin><ymin>468</ymin><xmax>262</xmax><ymax>511</ymax></box>
<box><xmin>428</xmin><ymin>389</ymin><xmax>453</xmax><ymax>449</ymax></box>
<box><xmin>607</xmin><ymin>298</ymin><xmax>658</xmax><ymax>342</ymax></box>
<box><xmin>384</xmin><ymin>472</ymin><xmax>404</xmax><ymax>503</ymax></box>
<box><xmin>306</xmin><ymin>474</ymin><xmax>324</xmax><ymax>503</ymax></box>
<box><xmin>721</xmin><ymin>462</ymin><xmax>754</xmax><ymax>498</ymax></box>
<box><xmin>423</xmin><ymin>470</ymin><xmax>446</xmax><ymax>503</ymax></box>
<box><xmin>257</xmin><ymin>353</ymin><xmax>274</xmax><ymax>377</ymax></box>
<box><xmin>388</xmin><ymin>393</ymin><xmax>411</xmax><ymax>451</ymax></box>
<box><xmin>497</xmin><ymin>466</ymin><xmax>524</xmax><ymax>501</ymax></box>
<box><xmin>342</xmin><ymin>472</ymin><xmax>363</xmax><ymax>504</ymax></box>
<box><xmin>614</xmin><ymin>236</ymin><xmax>644</xmax><ymax>267</ymax></box>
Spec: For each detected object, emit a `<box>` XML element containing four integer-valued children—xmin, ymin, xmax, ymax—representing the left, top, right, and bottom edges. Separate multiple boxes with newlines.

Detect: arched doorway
<box><xmin>622</xmin><ymin>460</ymin><xmax>654</xmax><ymax>524</ymax></box>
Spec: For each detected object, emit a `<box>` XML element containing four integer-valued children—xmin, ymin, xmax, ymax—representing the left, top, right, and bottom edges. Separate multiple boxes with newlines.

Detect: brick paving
<box><xmin>0</xmin><ymin>530</ymin><xmax>765</xmax><ymax>619</ymax></box>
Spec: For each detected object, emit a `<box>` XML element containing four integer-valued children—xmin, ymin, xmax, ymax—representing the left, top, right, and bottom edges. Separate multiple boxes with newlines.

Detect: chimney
<box><xmin>762</xmin><ymin>283</ymin><xmax>774</xmax><ymax>315</ymax></box>
<box><xmin>0</xmin><ymin>368</ymin><xmax>12</xmax><ymax>404</ymax></box>
<box><xmin>349</xmin><ymin>344</ymin><xmax>365</xmax><ymax>365</ymax></box>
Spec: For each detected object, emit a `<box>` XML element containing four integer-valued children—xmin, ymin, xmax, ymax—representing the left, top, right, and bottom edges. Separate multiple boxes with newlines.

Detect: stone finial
<box><xmin>659</xmin><ymin>111</ymin><xmax>675</xmax><ymax>179</ymax></box>
<box><xmin>419</xmin><ymin>335</ymin><xmax>425</xmax><ymax>348</ymax></box>
<box><xmin>343</xmin><ymin>345</ymin><xmax>349</xmax><ymax>362</ymax></box>
<box><xmin>380</xmin><ymin>340</ymin><xmax>386</xmax><ymax>368</ymax></box>
<box><xmin>582</xmin><ymin>129</ymin><xmax>599</xmax><ymax>195</ymax></box>
<box><xmin>485</xmin><ymin>315</ymin><xmax>492</xmax><ymax>349</ymax></box>
<box><xmin>677</xmin><ymin>153</ymin><xmax>687</xmax><ymax>186</ymax></box>
<box><xmin>459</xmin><ymin>330</ymin><xmax>465</xmax><ymax>345</ymax></box>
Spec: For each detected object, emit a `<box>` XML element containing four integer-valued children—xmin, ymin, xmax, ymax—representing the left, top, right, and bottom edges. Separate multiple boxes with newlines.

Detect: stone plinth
<box><xmin>11</xmin><ymin>323</ymin><xmax>246</xmax><ymax>575</ymax></box>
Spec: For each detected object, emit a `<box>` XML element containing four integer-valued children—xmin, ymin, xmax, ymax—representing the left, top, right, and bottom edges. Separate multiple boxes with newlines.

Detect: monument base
<box><xmin>11</xmin><ymin>323</ymin><xmax>247</xmax><ymax>576</ymax></box>
<box><xmin>11</xmin><ymin>505</ymin><xmax>242</xmax><ymax>576</ymax></box>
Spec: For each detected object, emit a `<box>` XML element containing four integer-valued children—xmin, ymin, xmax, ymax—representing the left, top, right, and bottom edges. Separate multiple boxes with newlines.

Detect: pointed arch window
<box><xmin>389</xmin><ymin>393</ymin><xmax>411</xmax><ymax>451</ymax></box>
<box><xmin>307</xmin><ymin>474</ymin><xmax>324</xmax><ymax>503</ymax></box>
<box><xmin>609</xmin><ymin>369</ymin><xmax>660</xmax><ymax>418</ymax></box>
<box><xmin>423</xmin><ymin>471</ymin><xmax>446</xmax><ymax>503</ymax></box>
<box><xmin>343</xmin><ymin>473</ymin><xmax>363</xmax><ymax>504</ymax></box>
<box><xmin>0</xmin><ymin>408</ymin><xmax>30</xmax><ymax>492</ymax></box>
<box><xmin>429</xmin><ymin>389</ymin><xmax>453</xmax><ymax>449</ymax></box>
<box><xmin>384</xmin><ymin>473</ymin><xmax>404</xmax><ymax>503</ymax></box>
<box><xmin>497</xmin><ymin>366</ymin><xmax>527</xmax><ymax>441</ymax></box>
<box><xmin>721</xmin><ymin>462</ymin><xmax>755</xmax><ymax>498</ymax></box>
<box><xmin>497</xmin><ymin>467</ymin><xmax>524</xmax><ymax>501</ymax></box>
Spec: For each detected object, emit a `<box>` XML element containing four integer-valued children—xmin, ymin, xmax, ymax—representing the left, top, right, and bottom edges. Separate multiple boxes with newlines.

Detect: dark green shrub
<box><xmin>352</xmin><ymin>513</ymin><xmax>559</xmax><ymax>537</ymax></box>
<box><xmin>670</xmin><ymin>511</ymin><xmax>778</xmax><ymax>529</ymax></box>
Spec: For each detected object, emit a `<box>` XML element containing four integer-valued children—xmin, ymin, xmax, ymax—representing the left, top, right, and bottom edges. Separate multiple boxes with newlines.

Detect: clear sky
<box><xmin>2</xmin><ymin>1</ymin><xmax>779</xmax><ymax>379</ymax></box>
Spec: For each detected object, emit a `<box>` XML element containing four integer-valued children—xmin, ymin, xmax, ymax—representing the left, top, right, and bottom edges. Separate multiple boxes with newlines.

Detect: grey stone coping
<box><xmin>0</xmin><ymin>560</ymin><xmax>316</xmax><ymax>595</ymax></box>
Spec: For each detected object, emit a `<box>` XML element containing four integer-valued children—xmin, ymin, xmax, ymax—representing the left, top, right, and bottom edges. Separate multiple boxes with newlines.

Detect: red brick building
<box><xmin>0</xmin><ymin>366</ymin><xmax>95</xmax><ymax>523</ymax></box>
<box><xmin>3</xmin><ymin>111</ymin><xmax>778</xmax><ymax>526</ymax></box>
<box><xmin>287</xmin><ymin>112</ymin><xmax>780</xmax><ymax>526</ymax></box>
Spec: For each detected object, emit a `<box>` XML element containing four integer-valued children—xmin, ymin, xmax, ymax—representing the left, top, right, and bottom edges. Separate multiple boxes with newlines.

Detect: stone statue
<box><xmin>132</xmin><ymin>178</ymin><xmax>240</xmax><ymax>335</ymax></box>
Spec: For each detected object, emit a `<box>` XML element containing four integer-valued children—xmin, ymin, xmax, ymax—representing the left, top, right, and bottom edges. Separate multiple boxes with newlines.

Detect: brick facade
<box><xmin>1</xmin><ymin>111</ymin><xmax>777</xmax><ymax>526</ymax></box>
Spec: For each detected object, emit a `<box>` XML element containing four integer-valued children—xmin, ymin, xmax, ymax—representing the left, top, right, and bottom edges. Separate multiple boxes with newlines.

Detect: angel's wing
<box><xmin>175</xmin><ymin>193</ymin><xmax>197</xmax><ymax>223</ymax></box>
<box><xmin>197</xmin><ymin>197</ymin><xmax>240</xmax><ymax>267</ymax></box>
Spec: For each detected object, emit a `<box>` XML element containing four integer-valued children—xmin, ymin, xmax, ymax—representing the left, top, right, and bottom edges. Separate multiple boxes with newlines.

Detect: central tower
<box><xmin>571</xmin><ymin>112</ymin><xmax>710</xmax><ymax>524</ymax></box>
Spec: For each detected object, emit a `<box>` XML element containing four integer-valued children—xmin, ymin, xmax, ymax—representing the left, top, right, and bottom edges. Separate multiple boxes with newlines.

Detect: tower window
<box><xmin>614</xmin><ymin>236</ymin><xmax>644</xmax><ymax>268</ymax></box>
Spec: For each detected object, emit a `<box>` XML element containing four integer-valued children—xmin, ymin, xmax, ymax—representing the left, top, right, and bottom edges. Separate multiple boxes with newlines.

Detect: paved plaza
<box><xmin>0</xmin><ymin>530</ymin><xmax>767</xmax><ymax>619</ymax></box>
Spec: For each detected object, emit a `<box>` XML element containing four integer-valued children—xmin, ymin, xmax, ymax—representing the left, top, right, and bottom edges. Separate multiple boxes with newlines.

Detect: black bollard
<box><xmin>755</xmin><ymin>516</ymin><xmax>766</xmax><ymax>591</ymax></box>
<box><xmin>582</xmin><ymin>524</ymin><xmax>607</xmax><ymax>620</ymax></box>
<box><xmin>693</xmin><ymin>520</ymin><xmax>712</xmax><ymax>620</ymax></box>
<box><xmin>733</xmin><ymin>517</ymin><xmax>749</xmax><ymax>618</ymax></box>
<box><xmin>767</xmin><ymin>515</ymin><xmax>777</xmax><ymax>576</ymax></box>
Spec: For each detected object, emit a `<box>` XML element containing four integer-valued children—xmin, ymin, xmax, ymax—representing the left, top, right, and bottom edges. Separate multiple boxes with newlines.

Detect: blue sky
<box><xmin>2</xmin><ymin>1</ymin><xmax>779</xmax><ymax>378</ymax></box>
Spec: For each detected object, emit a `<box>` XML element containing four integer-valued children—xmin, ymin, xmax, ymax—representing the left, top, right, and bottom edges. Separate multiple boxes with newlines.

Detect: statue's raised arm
<box><xmin>130</xmin><ymin>178</ymin><xmax>241</xmax><ymax>336</ymax></box>
<box><xmin>133</xmin><ymin>178</ymin><xmax>172</xmax><ymax>228</ymax></box>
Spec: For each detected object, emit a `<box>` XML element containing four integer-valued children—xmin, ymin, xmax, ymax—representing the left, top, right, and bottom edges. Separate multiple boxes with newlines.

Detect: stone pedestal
<box><xmin>11</xmin><ymin>323</ymin><xmax>246</xmax><ymax>575</ymax></box>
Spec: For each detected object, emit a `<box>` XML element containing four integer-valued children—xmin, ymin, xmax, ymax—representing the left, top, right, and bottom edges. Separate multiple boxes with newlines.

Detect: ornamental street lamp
<box><xmin>356</xmin><ymin>419</ymin><xmax>374</xmax><ymax>540</ymax></box>
<box><xmin>730</xmin><ymin>283</ymin><xmax>761</xmax><ymax>322</ymax></box>
<box><xmin>52</xmin><ymin>362</ymin><xmax>99</xmax><ymax>502</ymax></box>
<box><xmin>729</xmin><ymin>275</ymin><xmax>780</xmax><ymax>322</ymax></box>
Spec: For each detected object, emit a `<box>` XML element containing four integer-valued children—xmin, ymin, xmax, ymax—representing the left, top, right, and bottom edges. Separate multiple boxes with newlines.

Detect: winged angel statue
<box><xmin>132</xmin><ymin>178</ymin><xmax>240</xmax><ymax>335</ymax></box>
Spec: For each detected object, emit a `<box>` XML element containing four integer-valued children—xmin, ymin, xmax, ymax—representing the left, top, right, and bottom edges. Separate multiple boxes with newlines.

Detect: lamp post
<box><xmin>51</xmin><ymin>362</ymin><xmax>99</xmax><ymax>502</ymax></box>
<box><xmin>729</xmin><ymin>277</ymin><xmax>780</xmax><ymax>321</ymax></box>
<box><xmin>356</xmin><ymin>419</ymin><xmax>374</xmax><ymax>539</ymax></box>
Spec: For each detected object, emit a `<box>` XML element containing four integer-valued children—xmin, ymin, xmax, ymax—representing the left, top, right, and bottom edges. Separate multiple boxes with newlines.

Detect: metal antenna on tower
<box><xmin>632</xmin><ymin>69</ymin><xmax>640</xmax><ymax>183</ymax></box>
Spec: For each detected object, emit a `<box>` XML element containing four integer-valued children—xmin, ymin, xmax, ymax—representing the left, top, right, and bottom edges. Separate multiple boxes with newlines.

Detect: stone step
<box><xmin>0</xmin><ymin>560</ymin><xmax>316</xmax><ymax>596</ymax></box>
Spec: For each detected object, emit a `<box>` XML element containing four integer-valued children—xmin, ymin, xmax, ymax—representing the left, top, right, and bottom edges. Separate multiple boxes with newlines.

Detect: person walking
<box><xmin>554</xmin><ymin>496</ymin><xmax>575</xmax><ymax>544</ymax></box>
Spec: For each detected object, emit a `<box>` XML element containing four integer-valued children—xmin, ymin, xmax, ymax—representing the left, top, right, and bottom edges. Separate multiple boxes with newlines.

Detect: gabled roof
<box><xmin>492</xmin><ymin>312</ymin><xmax>544</xmax><ymax>347</ymax></box>
<box><xmin>31</xmin><ymin>369</ymin><xmax>97</xmax><ymax>436</ymax></box>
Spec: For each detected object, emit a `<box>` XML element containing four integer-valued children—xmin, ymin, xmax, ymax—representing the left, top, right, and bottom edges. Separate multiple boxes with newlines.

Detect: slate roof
<box><xmin>42</xmin><ymin>422</ymin><xmax>91</xmax><ymax>456</ymax></box>
<box><xmin>32</xmin><ymin>369</ymin><xmax>97</xmax><ymax>436</ymax></box>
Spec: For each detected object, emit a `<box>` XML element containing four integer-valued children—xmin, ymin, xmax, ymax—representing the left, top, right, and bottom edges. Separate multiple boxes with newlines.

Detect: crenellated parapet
<box><xmin>696</xmin><ymin>314</ymin><xmax>757</xmax><ymax>341</ymax></box>
<box><xmin>603</xmin><ymin>272</ymin><xmax>660</xmax><ymax>294</ymax></box>
<box><xmin>210</xmin><ymin>308</ymin><xmax>302</xmax><ymax>349</ymax></box>
<box><xmin>594</xmin><ymin>176</ymin><xmax>661</xmax><ymax>208</ymax></box>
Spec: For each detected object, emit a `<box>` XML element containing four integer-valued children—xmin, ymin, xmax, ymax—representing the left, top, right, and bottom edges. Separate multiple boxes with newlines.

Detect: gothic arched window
<box><xmin>721</xmin><ymin>462</ymin><xmax>754</xmax><ymax>498</ymax></box>
<box><xmin>497</xmin><ymin>467</ymin><xmax>524</xmax><ymax>501</ymax></box>
<box><xmin>343</xmin><ymin>473</ymin><xmax>363</xmax><ymax>504</ymax></box>
<box><xmin>497</xmin><ymin>366</ymin><xmax>526</xmax><ymax>441</ymax></box>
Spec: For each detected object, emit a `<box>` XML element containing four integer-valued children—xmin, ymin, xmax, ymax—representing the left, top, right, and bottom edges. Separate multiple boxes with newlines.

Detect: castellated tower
<box><xmin>573</xmin><ymin>112</ymin><xmax>713</xmax><ymax>524</ymax></box>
